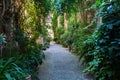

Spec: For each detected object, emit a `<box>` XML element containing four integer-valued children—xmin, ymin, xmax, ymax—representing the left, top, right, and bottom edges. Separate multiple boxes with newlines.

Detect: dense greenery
<box><xmin>0</xmin><ymin>0</ymin><xmax>50</xmax><ymax>79</ymax></box>
<box><xmin>81</xmin><ymin>0</ymin><xmax>120</xmax><ymax>79</ymax></box>
<box><xmin>52</xmin><ymin>0</ymin><xmax>120</xmax><ymax>80</ymax></box>
<box><xmin>52</xmin><ymin>0</ymin><xmax>96</xmax><ymax>52</ymax></box>
<box><xmin>0</xmin><ymin>0</ymin><xmax>120</xmax><ymax>80</ymax></box>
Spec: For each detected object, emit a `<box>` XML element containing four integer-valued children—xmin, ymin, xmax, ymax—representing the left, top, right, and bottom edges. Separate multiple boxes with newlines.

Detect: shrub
<box><xmin>81</xmin><ymin>0</ymin><xmax>120</xmax><ymax>79</ymax></box>
<box><xmin>0</xmin><ymin>58</ymin><xmax>28</xmax><ymax>80</ymax></box>
<box><xmin>55</xmin><ymin>26</ymin><xmax>65</xmax><ymax>43</ymax></box>
<box><xmin>69</xmin><ymin>23</ymin><xmax>92</xmax><ymax>54</ymax></box>
<box><xmin>60</xmin><ymin>31</ymin><xmax>71</xmax><ymax>47</ymax></box>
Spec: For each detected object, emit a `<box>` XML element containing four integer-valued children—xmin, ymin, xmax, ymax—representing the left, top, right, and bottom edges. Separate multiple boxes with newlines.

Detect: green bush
<box><xmin>81</xmin><ymin>0</ymin><xmax>120</xmax><ymax>79</ymax></box>
<box><xmin>55</xmin><ymin>26</ymin><xmax>65</xmax><ymax>43</ymax></box>
<box><xmin>14</xmin><ymin>29</ymin><xmax>29</xmax><ymax>53</ymax></box>
<box><xmin>0</xmin><ymin>58</ymin><xmax>28</xmax><ymax>80</ymax></box>
<box><xmin>45</xmin><ymin>36</ymin><xmax>51</xmax><ymax>43</ymax></box>
<box><xmin>0</xmin><ymin>44</ymin><xmax>45</xmax><ymax>80</ymax></box>
<box><xmin>0</xmin><ymin>49</ymin><xmax>45</xmax><ymax>80</ymax></box>
<box><xmin>60</xmin><ymin>31</ymin><xmax>71</xmax><ymax>47</ymax></box>
<box><xmin>58</xmin><ymin>21</ymin><xmax>94</xmax><ymax>52</ymax></box>
<box><xmin>66</xmin><ymin>22</ymin><xmax>93</xmax><ymax>53</ymax></box>
<box><xmin>80</xmin><ymin>36</ymin><xmax>96</xmax><ymax>64</ymax></box>
<box><xmin>0</xmin><ymin>32</ymin><xmax>45</xmax><ymax>80</ymax></box>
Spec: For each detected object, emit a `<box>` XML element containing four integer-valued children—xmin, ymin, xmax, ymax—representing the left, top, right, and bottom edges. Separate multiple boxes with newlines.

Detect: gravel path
<box><xmin>38</xmin><ymin>43</ymin><xmax>92</xmax><ymax>80</ymax></box>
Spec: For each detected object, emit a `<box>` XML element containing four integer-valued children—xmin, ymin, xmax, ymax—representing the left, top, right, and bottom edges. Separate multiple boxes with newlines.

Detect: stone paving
<box><xmin>38</xmin><ymin>43</ymin><xmax>92</xmax><ymax>80</ymax></box>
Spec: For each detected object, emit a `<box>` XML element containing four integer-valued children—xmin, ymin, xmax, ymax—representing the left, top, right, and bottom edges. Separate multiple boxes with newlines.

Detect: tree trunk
<box><xmin>64</xmin><ymin>13</ymin><xmax>67</xmax><ymax>31</ymax></box>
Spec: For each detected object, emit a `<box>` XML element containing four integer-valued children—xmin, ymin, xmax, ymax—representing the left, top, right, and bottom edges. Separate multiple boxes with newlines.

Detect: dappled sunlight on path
<box><xmin>38</xmin><ymin>43</ymin><xmax>92</xmax><ymax>80</ymax></box>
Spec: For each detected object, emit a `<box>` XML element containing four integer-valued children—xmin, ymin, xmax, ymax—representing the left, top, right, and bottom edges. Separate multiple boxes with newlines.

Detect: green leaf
<box><xmin>4</xmin><ymin>72</ymin><xmax>15</xmax><ymax>80</ymax></box>
<box><xmin>107</xmin><ymin>24</ymin><xmax>113</xmax><ymax>29</ymax></box>
<box><xmin>0</xmin><ymin>58</ymin><xmax>14</xmax><ymax>73</ymax></box>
